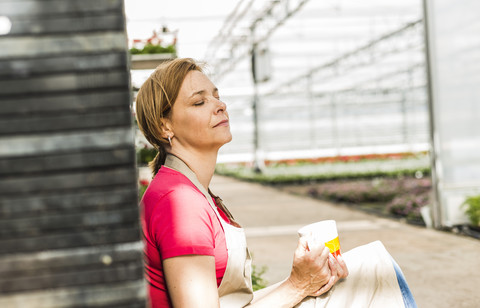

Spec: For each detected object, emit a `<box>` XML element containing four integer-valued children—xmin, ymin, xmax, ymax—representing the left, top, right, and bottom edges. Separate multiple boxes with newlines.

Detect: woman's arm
<box><xmin>163</xmin><ymin>255</ymin><xmax>220</xmax><ymax>308</ymax></box>
<box><xmin>248</xmin><ymin>237</ymin><xmax>348</xmax><ymax>308</ymax></box>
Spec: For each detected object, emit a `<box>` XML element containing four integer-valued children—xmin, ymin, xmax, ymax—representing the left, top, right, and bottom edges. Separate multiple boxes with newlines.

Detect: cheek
<box><xmin>176</xmin><ymin>112</ymin><xmax>209</xmax><ymax>137</ymax></box>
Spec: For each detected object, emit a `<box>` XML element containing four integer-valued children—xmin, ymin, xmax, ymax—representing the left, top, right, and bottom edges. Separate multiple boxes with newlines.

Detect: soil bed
<box><xmin>272</xmin><ymin>176</ymin><xmax>431</xmax><ymax>226</ymax></box>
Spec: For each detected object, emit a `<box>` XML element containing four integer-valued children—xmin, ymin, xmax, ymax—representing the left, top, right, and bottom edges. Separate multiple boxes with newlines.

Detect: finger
<box><xmin>317</xmin><ymin>246</ymin><xmax>330</xmax><ymax>262</ymax></box>
<box><xmin>337</xmin><ymin>255</ymin><xmax>349</xmax><ymax>278</ymax></box>
<box><xmin>312</xmin><ymin>275</ymin><xmax>336</xmax><ymax>296</ymax></box>
<box><xmin>328</xmin><ymin>255</ymin><xmax>338</xmax><ymax>278</ymax></box>
<box><xmin>296</xmin><ymin>236</ymin><xmax>310</xmax><ymax>256</ymax></box>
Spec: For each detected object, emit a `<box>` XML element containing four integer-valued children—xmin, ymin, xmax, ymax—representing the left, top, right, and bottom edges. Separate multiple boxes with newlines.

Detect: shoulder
<box><xmin>158</xmin><ymin>186</ymin><xmax>210</xmax><ymax>216</ymax></box>
<box><xmin>142</xmin><ymin>171</ymin><xmax>220</xmax><ymax>258</ymax></box>
<box><xmin>143</xmin><ymin>167</ymin><xmax>214</xmax><ymax>223</ymax></box>
<box><xmin>143</xmin><ymin>166</ymin><xmax>203</xmax><ymax>206</ymax></box>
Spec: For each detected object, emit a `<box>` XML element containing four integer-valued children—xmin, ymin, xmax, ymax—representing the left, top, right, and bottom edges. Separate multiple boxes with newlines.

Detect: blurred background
<box><xmin>128</xmin><ymin>0</ymin><xmax>480</xmax><ymax>230</ymax></box>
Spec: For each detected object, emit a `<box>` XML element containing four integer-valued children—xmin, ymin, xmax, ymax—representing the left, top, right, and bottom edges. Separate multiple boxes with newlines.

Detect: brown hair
<box><xmin>136</xmin><ymin>58</ymin><xmax>203</xmax><ymax>175</ymax></box>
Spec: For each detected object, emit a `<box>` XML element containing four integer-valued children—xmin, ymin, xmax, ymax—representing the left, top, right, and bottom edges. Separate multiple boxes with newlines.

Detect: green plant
<box><xmin>130</xmin><ymin>43</ymin><xmax>176</xmax><ymax>55</ymax></box>
<box><xmin>137</xmin><ymin>147</ymin><xmax>157</xmax><ymax>165</ymax></box>
<box><xmin>251</xmin><ymin>265</ymin><xmax>268</xmax><ymax>291</ymax></box>
<box><xmin>215</xmin><ymin>163</ymin><xmax>430</xmax><ymax>185</ymax></box>
<box><xmin>462</xmin><ymin>195</ymin><xmax>480</xmax><ymax>226</ymax></box>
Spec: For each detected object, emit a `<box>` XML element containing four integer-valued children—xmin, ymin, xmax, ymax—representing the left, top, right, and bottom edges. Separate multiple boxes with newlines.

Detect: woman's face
<box><xmin>168</xmin><ymin>70</ymin><xmax>232</xmax><ymax>151</ymax></box>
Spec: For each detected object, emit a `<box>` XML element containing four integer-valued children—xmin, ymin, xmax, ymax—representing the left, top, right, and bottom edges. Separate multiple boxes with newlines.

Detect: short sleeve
<box><xmin>150</xmin><ymin>186</ymin><xmax>216</xmax><ymax>260</ymax></box>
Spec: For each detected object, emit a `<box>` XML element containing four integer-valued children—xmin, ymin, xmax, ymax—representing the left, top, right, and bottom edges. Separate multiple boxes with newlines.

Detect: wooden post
<box><xmin>0</xmin><ymin>1</ymin><xmax>145</xmax><ymax>306</ymax></box>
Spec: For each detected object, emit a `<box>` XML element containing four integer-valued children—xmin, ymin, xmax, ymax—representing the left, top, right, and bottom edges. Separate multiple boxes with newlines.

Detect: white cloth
<box><xmin>296</xmin><ymin>241</ymin><xmax>405</xmax><ymax>308</ymax></box>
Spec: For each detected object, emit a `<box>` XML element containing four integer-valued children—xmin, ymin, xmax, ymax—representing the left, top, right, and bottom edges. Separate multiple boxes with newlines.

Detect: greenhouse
<box><xmin>127</xmin><ymin>0</ymin><xmax>480</xmax><ymax>228</ymax></box>
<box><xmin>0</xmin><ymin>0</ymin><xmax>479</xmax><ymax>306</ymax></box>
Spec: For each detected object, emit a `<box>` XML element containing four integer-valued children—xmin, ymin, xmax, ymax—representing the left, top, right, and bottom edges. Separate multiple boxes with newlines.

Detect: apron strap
<box><xmin>209</xmin><ymin>190</ymin><xmax>241</xmax><ymax>228</ymax></box>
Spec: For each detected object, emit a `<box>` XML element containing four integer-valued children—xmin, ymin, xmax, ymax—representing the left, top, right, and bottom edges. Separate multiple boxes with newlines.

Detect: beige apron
<box><xmin>164</xmin><ymin>155</ymin><xmax>254</xmax><ymax>308</ymax></box>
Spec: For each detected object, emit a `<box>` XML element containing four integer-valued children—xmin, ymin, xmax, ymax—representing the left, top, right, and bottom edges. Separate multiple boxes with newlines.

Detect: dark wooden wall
<box><xmin>0</xmin><ymin>0</ymin><xmax>145</xmax><ymax>306</ymax></box>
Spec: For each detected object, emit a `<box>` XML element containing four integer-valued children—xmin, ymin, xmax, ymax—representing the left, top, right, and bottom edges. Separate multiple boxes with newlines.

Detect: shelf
<box><xmin>130</xmin><ymin>53</ymin><xmax>176</xmax><ymax>70</ymax></box>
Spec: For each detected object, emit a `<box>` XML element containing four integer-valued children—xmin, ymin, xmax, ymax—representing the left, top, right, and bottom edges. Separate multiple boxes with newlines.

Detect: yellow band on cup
<box><xmin>325</xmin><ymin>236</ymin><xmax>341</xmax><ymax>257</ymax></box>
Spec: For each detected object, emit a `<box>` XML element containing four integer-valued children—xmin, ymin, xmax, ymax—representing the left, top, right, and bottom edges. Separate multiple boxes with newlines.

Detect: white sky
<box><xmin>125</xmin><ymin>0</ymin><xmax>423</xmax><ymax>93</ymax></box>
<box><xmin>124</xmin><ymin>0</ymin><xmax>239</xmax><ymax>61</ymax></box>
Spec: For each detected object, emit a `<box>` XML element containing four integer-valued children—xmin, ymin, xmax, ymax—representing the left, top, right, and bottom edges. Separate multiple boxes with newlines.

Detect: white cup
<box><xmin>298</xmin><ymin>220</ymin><xmax>341</xmax><ymax>257</ymax></box>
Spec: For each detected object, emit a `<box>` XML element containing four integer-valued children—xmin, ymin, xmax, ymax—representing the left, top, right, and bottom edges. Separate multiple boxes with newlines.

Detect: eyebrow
<box><xmin>189</xmin><ymin>88</ymin><xmax>219</xmax><ymax>98</ymax></box>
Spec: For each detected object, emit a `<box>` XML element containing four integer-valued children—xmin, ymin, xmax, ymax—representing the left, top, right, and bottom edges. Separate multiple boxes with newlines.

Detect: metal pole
<box><xmin>331</xmin><ymin>93</ymin><xmax>340</xmax><ymax>156</ymax></box>
<box><xmin>422</xmin><ymin>0</ymin><xmax>443</xmax><ymax>228</ymax></box>
<box><xmin>401</xmin><ymin>91</ymin><xmax>408</xmax><ymax>145</ymax></box>
<box><xmin>251</xmin><ymin>43</ymin><xmax>264</xmax><ymax>173</ymax></box>
<box><xmin>307</xmin><ymin>74</ymin><xmax>316</xmax><ymax>150</ymax></box>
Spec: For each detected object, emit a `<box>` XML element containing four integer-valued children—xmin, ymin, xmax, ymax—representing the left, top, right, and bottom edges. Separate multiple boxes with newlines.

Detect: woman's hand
<box><xmin>328</xmin><ymin>253</ymin><xmax>349</xmax><ymax>284</ymax></box>
<box><xmin>287</xmin><ymin>237</ymin><xmax>337</xmax><ymax>298</ymax></box>
<box><xmin>248</xmin><ymin>238</ymin><xmax>350</xmax><ymax>308</ymax></box>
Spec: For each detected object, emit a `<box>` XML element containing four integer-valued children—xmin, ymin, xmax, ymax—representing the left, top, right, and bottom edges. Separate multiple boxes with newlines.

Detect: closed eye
<box><xmin>194</xmin><ymin>101</ymin><xmax>204</xmax><ymax>106</ymax></box>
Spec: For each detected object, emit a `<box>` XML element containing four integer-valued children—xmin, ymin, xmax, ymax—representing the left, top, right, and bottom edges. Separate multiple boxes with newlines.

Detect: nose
<box><xmin>214</xmin><ymin>98</ymin><xmax>227</xmax><ymax>114</ymax></box>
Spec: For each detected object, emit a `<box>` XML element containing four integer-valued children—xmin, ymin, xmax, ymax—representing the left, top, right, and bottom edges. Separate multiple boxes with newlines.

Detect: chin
<box><xmin>217</xmin><ymin>134</ymin><xmax>233</xmax><ymax>148</ymax></box>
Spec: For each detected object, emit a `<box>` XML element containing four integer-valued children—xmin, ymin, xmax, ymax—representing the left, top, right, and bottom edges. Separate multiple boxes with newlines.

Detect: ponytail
<box><xmin>149</xmin><ymin>146</ymin><xmax>167</xmax><ymax>175</ymax></box>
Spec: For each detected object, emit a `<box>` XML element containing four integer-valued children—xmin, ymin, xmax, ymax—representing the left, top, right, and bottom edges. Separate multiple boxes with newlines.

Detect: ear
<box><xmin>159</xmin><ymin>117</ymin><xmax>173</xmax><ymax>139</ymax></box>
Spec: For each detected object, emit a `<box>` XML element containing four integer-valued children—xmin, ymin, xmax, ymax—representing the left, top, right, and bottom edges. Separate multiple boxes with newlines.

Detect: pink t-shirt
<box><xmin>140</xmin><ymin>166</ymin><xmax>230</xmax><ymax>307</ymax></box>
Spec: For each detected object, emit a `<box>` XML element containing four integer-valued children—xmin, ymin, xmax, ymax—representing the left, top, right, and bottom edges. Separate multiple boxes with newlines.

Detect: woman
<box><xmin>136</xmin><ymin>58</ymin><xmax>416</xmax><ymax>308</ymax></box>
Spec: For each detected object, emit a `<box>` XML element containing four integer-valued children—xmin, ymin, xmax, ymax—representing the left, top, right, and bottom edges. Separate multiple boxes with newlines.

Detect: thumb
<box><xmin>296</xmin><ymin>236</ymin><xmax>310</xmax><ymax>255</ymax></box>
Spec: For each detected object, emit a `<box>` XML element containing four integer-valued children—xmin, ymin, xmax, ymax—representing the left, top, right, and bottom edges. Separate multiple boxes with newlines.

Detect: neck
<box><xmin>169</xmin><ymin>148</ymin><xmax>218</xmax><ymax>190</ymax></box>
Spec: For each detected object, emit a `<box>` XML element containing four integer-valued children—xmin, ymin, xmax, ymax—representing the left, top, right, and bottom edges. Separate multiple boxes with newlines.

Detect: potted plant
<box><xmin>462</xmin><ymin>195</ymin><xmax>480</xmax><ymax>228</ymax></box>
<box><xmin>461</xmin><ymin>195</ymin><xmax>480</xmax><ymax>239</ymax></box>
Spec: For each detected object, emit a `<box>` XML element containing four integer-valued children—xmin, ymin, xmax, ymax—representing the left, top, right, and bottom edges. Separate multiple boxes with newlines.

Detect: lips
<box><xmin>214</xmin><ymin>119</ymin><xmax>229</xmax><ymax>127</ymax></box>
